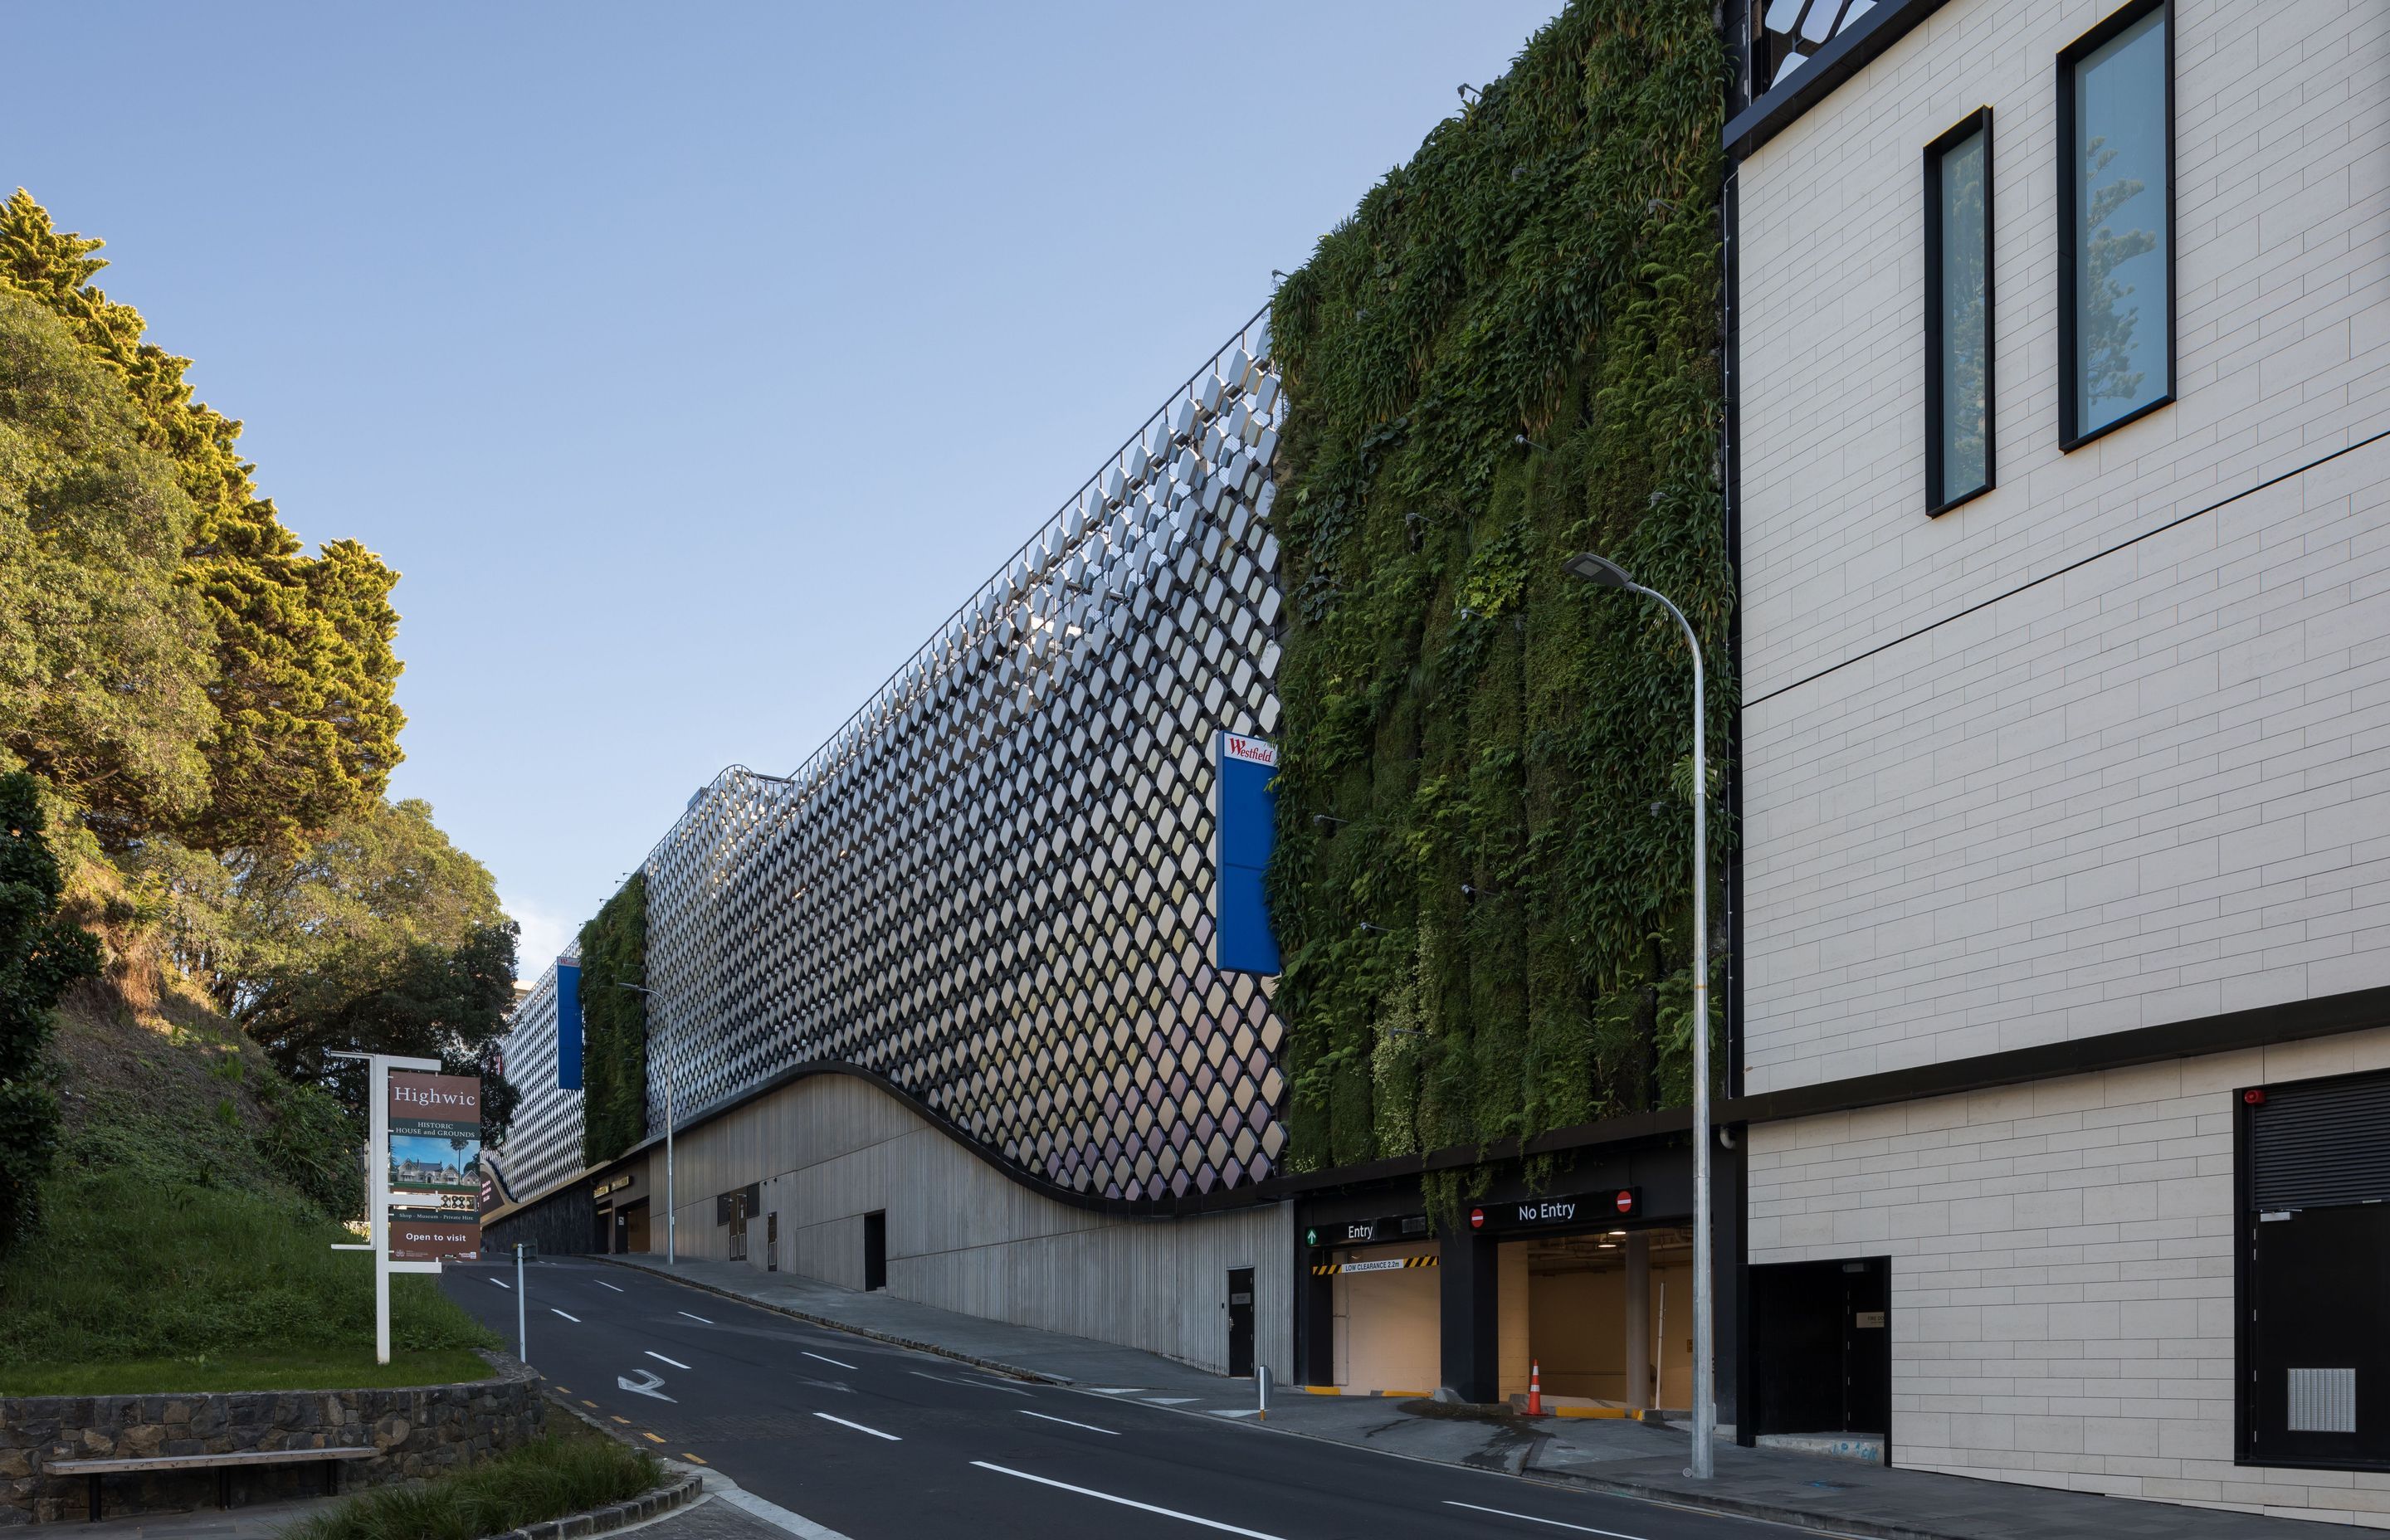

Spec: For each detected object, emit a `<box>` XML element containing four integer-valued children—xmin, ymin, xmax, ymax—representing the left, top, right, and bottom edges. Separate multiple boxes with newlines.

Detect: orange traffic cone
<box><xmin>1528</xmin><ymin>1357</ymin><xmax>1544</xmax><ymax>1416</ymax></box>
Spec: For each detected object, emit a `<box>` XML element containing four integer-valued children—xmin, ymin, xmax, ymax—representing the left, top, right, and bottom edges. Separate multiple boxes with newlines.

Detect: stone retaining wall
<box><xmin>0</xmin><ymin>1353</ymin><xmax>544</xmax><ymax>1523</ymax></box>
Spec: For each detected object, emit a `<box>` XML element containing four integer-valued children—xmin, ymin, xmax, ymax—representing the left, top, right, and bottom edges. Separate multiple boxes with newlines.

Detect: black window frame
<box><xmin>1924</xmin><ymin>106</ymin><xmax>1996</xmax><ymax>517</ymax></box>
<box><xmin>2056</xmin><ymin>0</ymin><xmax>2176</xmax><ymax>452</ymax></box>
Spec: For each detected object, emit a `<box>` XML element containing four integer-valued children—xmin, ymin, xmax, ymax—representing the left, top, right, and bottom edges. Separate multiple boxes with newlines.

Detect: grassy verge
<box><xmin>0</xmin><ymin>1168</ymin><xmax>495</xmax><ymax>1388</ymax></box>
<box><xmin>283</xmin><ymin>1430</ymin><xmax>663</xmax><ymax>1540</ymax></box>
<box><xmin>0</xmin><ymin>1348</ymin><xmax>496</xmax><ymax>1396</ymax></box>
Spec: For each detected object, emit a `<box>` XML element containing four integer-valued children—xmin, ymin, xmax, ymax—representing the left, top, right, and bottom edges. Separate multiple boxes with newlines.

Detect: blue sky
<box><xmin>5</xmin><ymin>2</ymin><xmax>1561</xmax><ymax>971</ymax></box>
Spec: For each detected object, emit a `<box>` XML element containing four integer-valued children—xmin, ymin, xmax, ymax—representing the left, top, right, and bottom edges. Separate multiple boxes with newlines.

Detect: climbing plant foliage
<box><xmin>578</xmin><ymin>875</ymin><xmax>647</xmax><ymax>1167</ymax></box>
<box><xmin>1266</xmin><ymin>0</ymin><xmax>1730</xmax><ymax>1206</ymax></box>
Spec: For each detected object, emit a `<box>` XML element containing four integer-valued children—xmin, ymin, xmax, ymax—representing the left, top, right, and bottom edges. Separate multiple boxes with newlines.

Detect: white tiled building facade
<box><xmin>1733</xmin><ymin>0</ymin><xmax>2390</xmax><ymax>1519</ymax></box>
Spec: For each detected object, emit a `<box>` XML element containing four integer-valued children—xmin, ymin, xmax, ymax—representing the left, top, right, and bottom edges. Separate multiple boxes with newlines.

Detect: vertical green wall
<box><xmin>578</xmin><ymin>873</ymin><xmax>648</xmax><ymax>1166</ymax></box>
<box><xmin>1266</xmin><ymin>0</ymin><xmax>1730</xmax><ymax>1200</ymax></box>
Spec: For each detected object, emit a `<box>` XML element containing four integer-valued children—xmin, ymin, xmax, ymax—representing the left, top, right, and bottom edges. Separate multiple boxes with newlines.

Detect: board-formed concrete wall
<box><xmin>656</xmin><ymin>1073</ymin><xmax>1292</xmax><ymax>1378</ymax></box>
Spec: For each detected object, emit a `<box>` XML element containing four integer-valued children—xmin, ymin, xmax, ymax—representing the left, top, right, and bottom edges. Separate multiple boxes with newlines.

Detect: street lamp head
<box><xmin>1563</xmin><ymin>551</ymin><xmax>1638</xmax><ymax>591</ymax></box>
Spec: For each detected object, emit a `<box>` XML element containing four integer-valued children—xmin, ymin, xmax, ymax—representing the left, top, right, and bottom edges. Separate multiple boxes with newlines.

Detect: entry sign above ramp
<box><xmin>1213</xmin><ymin>733</ymin><xmax>1280</xmax><ymax>975</ymax></box>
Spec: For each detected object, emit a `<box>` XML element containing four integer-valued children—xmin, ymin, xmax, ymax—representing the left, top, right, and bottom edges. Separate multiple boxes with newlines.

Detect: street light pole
<box><xmin>613</xmin><ymin>982</ymin><xmax>673</xmax><ymax>1267</ymax></box>
<box><xmin>1563</xmin><ymin>551</ymin><xmax>1714</xmax><ymax>1479</ymax></box>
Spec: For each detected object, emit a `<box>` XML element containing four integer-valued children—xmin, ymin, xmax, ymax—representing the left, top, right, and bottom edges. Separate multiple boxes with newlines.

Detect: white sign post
<box><xmin>332</xmin><ymin>1050</ymin><xmax>444</xmax><ymax>1365</ymax></box>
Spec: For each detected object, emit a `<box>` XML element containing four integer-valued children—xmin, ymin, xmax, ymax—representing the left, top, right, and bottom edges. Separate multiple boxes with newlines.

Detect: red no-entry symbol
<box><xmin>1615</xmin><ymin>1190</ymin><xmax>1636</xmax><ymax>1215</ymax></box>
<box><xmin>1468</xmin><ymin>1207</ymin><xmax>1485</xmax><ymax>1230</ymax></box>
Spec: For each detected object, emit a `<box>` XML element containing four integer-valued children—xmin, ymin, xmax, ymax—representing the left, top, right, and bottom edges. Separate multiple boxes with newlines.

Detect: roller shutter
<box><xmin>2251</xmin><ymin>1073</ymin><xmax>2390</xmax><ymax>1211</ymax></box>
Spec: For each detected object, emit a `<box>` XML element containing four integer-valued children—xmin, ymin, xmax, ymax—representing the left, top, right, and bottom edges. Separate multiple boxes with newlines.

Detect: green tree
<box><xmin>0</xmin><ymin>770</ymin><xmax>101</xmax><ymax>1252</ymax></box>
<box><xmin>243</xmin><ymin>911</ymin><xmax>522</xmax><ymax>1147</ymax></box>
<box><xmin>0</xmin><ymin>190</ymin><xmax>405</xmax><ymax>855</ymax></box>
<box><xmin>138</xmin><ymin>798</ymin><xmax>522</xmax><ymax>1143</ymax></box>
<box><xmin>0</xmin><ymin>290</ymin><xmax>217</xmax><ymax>831</ymax></box>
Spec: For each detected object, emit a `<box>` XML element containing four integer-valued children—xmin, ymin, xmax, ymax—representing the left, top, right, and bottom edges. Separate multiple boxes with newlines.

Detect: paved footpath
<box><xmin>593</xmin><ymin>1251</ymin><xmax>2331</xmax><ymax>1540</ymax></box>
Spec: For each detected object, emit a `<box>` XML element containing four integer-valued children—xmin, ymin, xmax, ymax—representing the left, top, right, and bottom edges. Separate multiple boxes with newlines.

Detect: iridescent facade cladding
<box><xmin>641</xmin><ymin>313</ymin><xmax>1288</xmax><ymax>1207</ymax></box>
<box><xmin>489</xmin><ymin>956</ymin><xmax>586</xmax><ymax>1205</ymax></box>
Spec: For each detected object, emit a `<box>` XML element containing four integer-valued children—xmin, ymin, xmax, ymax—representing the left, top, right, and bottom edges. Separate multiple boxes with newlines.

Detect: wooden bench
<box><xmin>46</xmin><ymin>1445</ymin><xmax>378</xmax><ymax>1522</ymax></box>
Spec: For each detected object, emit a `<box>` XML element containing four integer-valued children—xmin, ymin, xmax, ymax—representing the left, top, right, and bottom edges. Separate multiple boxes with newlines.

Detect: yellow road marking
<box><xmin>641</xmin><ymin>1432</ymin><xmax>666</xmax><ymax>1445</ymax></box>
<box><xmin>611</xmin><ymin>1416</ymin><xmax>632</xmax><ymax>1425</ymax></box>
<box><xmin>681</xmin><ymin>1452</ymin><xmax>708</xmax><ymax>1465</ymax></box>
<box><xmin>581</xmin><ymin>1399</ymin><xmax>600</xmax><ymax>1409</ymax></box>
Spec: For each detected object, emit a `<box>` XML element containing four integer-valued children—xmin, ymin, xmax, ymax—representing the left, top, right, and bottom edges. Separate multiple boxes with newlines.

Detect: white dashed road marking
<box><xmin>1442</xmin><ymin>1501</ymin><xmax>1649</xmax><ymax>1538</ymax></box>
<box><xmin>550</xmin><ymin>1309</ymin><xmax>580</xmax><ymax>1323</ymax></box>
<box><xmin>912</xmin><ymin>1370</ymin><xmax>1031</xmax><ymax>1396</ymax></box>
<box><xmin>679</xmin><ymin>1311</ymin><xmax>715</xmax><ymax>1324</ymax></box>
<box><xmin>812</xmin><ymin>1413</ymin><xmax>900</xmax><ymax>1441</ymax></box>
<box><xmin>802</xmin><ymin>1351</ymin><xmax>857</xmax><ymax>1371</ymax></box>
<box><xmin>1018</xmin><ymin>1410</ymin><xmax>1118</xmax><ymax>1435</ymax></box>
<box><xmin>646</xmin><ymin>1351</ymin><xmax>691</xmax><ymax>1370</ymax></box>
<box><xmin>970</xmin><ymin>1464</ymin><xmax>1285</xmax><ymax>1538</ymax></box>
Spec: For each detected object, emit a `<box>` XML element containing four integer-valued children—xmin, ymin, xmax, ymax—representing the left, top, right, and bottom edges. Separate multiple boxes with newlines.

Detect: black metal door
<box><xmin>1227</xmin><ymin>1267</ymin><xmax>1256</xmax><ymax>1377</ymax></box>
<box><xmin>2251</xmin><ymin>1205</ymin><xmax>2390</xmax><ymax>1465</ymax></box>
<box><xmin>1751</xmin><ymin>1256</ymin><xmax>1890</xmax><ymax>1436</ymax></box>
<box><xmin>864</xmin><ymin>1211</ymin><xmax>887</xmax><ymax>1291</ymax></box>
<box><xmin>1843</xmin><ymin>1259</ymin><xmax>1890</xmax><ymax>1435</ymax></box>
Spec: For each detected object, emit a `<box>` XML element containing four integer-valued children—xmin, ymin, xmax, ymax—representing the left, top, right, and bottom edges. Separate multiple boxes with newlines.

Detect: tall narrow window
<box><xmin>1925</xmin><ymin>110</ymin><xmax>1993</xmax><ymax>514</ymax></box>
<box><xmin>2059</xmin><ymin>0</ymin><xmax>2173</xmax><ymax>449</ymax></box>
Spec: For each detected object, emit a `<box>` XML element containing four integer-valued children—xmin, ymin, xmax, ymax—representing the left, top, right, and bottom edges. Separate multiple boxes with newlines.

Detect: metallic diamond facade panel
<box><xmin>490</xmin><ymin>956</ymin><xmax>586</xmax><ymax>1205</ymax></box>
<box><xmin>640</xmin><ymin>314</ymin><xmax>1288</xmax><ymax>1208</ymax></box>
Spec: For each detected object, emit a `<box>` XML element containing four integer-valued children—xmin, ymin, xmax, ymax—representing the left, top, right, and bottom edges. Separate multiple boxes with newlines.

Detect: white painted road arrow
<box><xmin>617</xmin><ymin>1369</ymin><xmax>676</xmax><ymax>1402</ymax></box>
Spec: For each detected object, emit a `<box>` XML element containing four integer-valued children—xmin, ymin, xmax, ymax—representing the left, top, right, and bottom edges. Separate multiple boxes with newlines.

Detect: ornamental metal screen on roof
<box><xmin>1752</xmin><ymin>0</ymin><xmax>1879</xmax><ymax>95</ymax></box>
<box><xmin>637</xmin><ymin>312</ymin><xmax>1289</xmax><ymax>1208</ymax></box>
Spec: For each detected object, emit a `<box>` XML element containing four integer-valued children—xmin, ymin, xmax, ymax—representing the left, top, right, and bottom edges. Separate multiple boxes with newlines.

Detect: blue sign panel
<box><xmin>554</xmin><ymin>959</ymin><xmax>583</xmax><ymax>1091</ymax></box>
<box><xmin>1214</xmin><ymin>733</ymin><xmax>1280</xmax><ymax>974</ymax></box>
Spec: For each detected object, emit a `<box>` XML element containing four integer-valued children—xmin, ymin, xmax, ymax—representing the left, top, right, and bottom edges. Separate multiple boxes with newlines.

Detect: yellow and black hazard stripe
<box><xmin>1310</xmin><ymin>1255</ymin><xmax>1441</xmax><ymax>1276</ymax></box>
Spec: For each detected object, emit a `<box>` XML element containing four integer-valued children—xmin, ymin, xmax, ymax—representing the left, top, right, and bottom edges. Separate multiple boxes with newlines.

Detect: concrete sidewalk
<box><xmin>600</xmin><ymin>1251</ymin><xmax>2334</xmax><ymax>1540</ymax></box>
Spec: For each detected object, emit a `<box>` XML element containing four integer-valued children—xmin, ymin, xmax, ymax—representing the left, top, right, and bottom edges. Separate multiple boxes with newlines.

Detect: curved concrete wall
<box><xmin>649</xmin><ymin>1073</ymin><xmax>1291</xmax><ymax>1377</ymax></box>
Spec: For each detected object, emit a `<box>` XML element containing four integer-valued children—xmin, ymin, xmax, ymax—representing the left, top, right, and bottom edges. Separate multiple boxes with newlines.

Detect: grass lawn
<box><xmin>0</xmin><ymin>1347</ymin><xmax>497</xmax><ymax>1396</ymax></box>
<box><xmin>0</xmin><ymin>1168</ymin><xmax>497</xmax><ymax>1393</ymax></box>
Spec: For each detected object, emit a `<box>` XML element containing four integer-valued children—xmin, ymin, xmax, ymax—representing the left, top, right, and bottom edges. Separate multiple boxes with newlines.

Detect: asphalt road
<box><xmin>441</xmin><ymin>1258</ymin><xmax>1784</xmax><ymax>1540</ymax></box>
